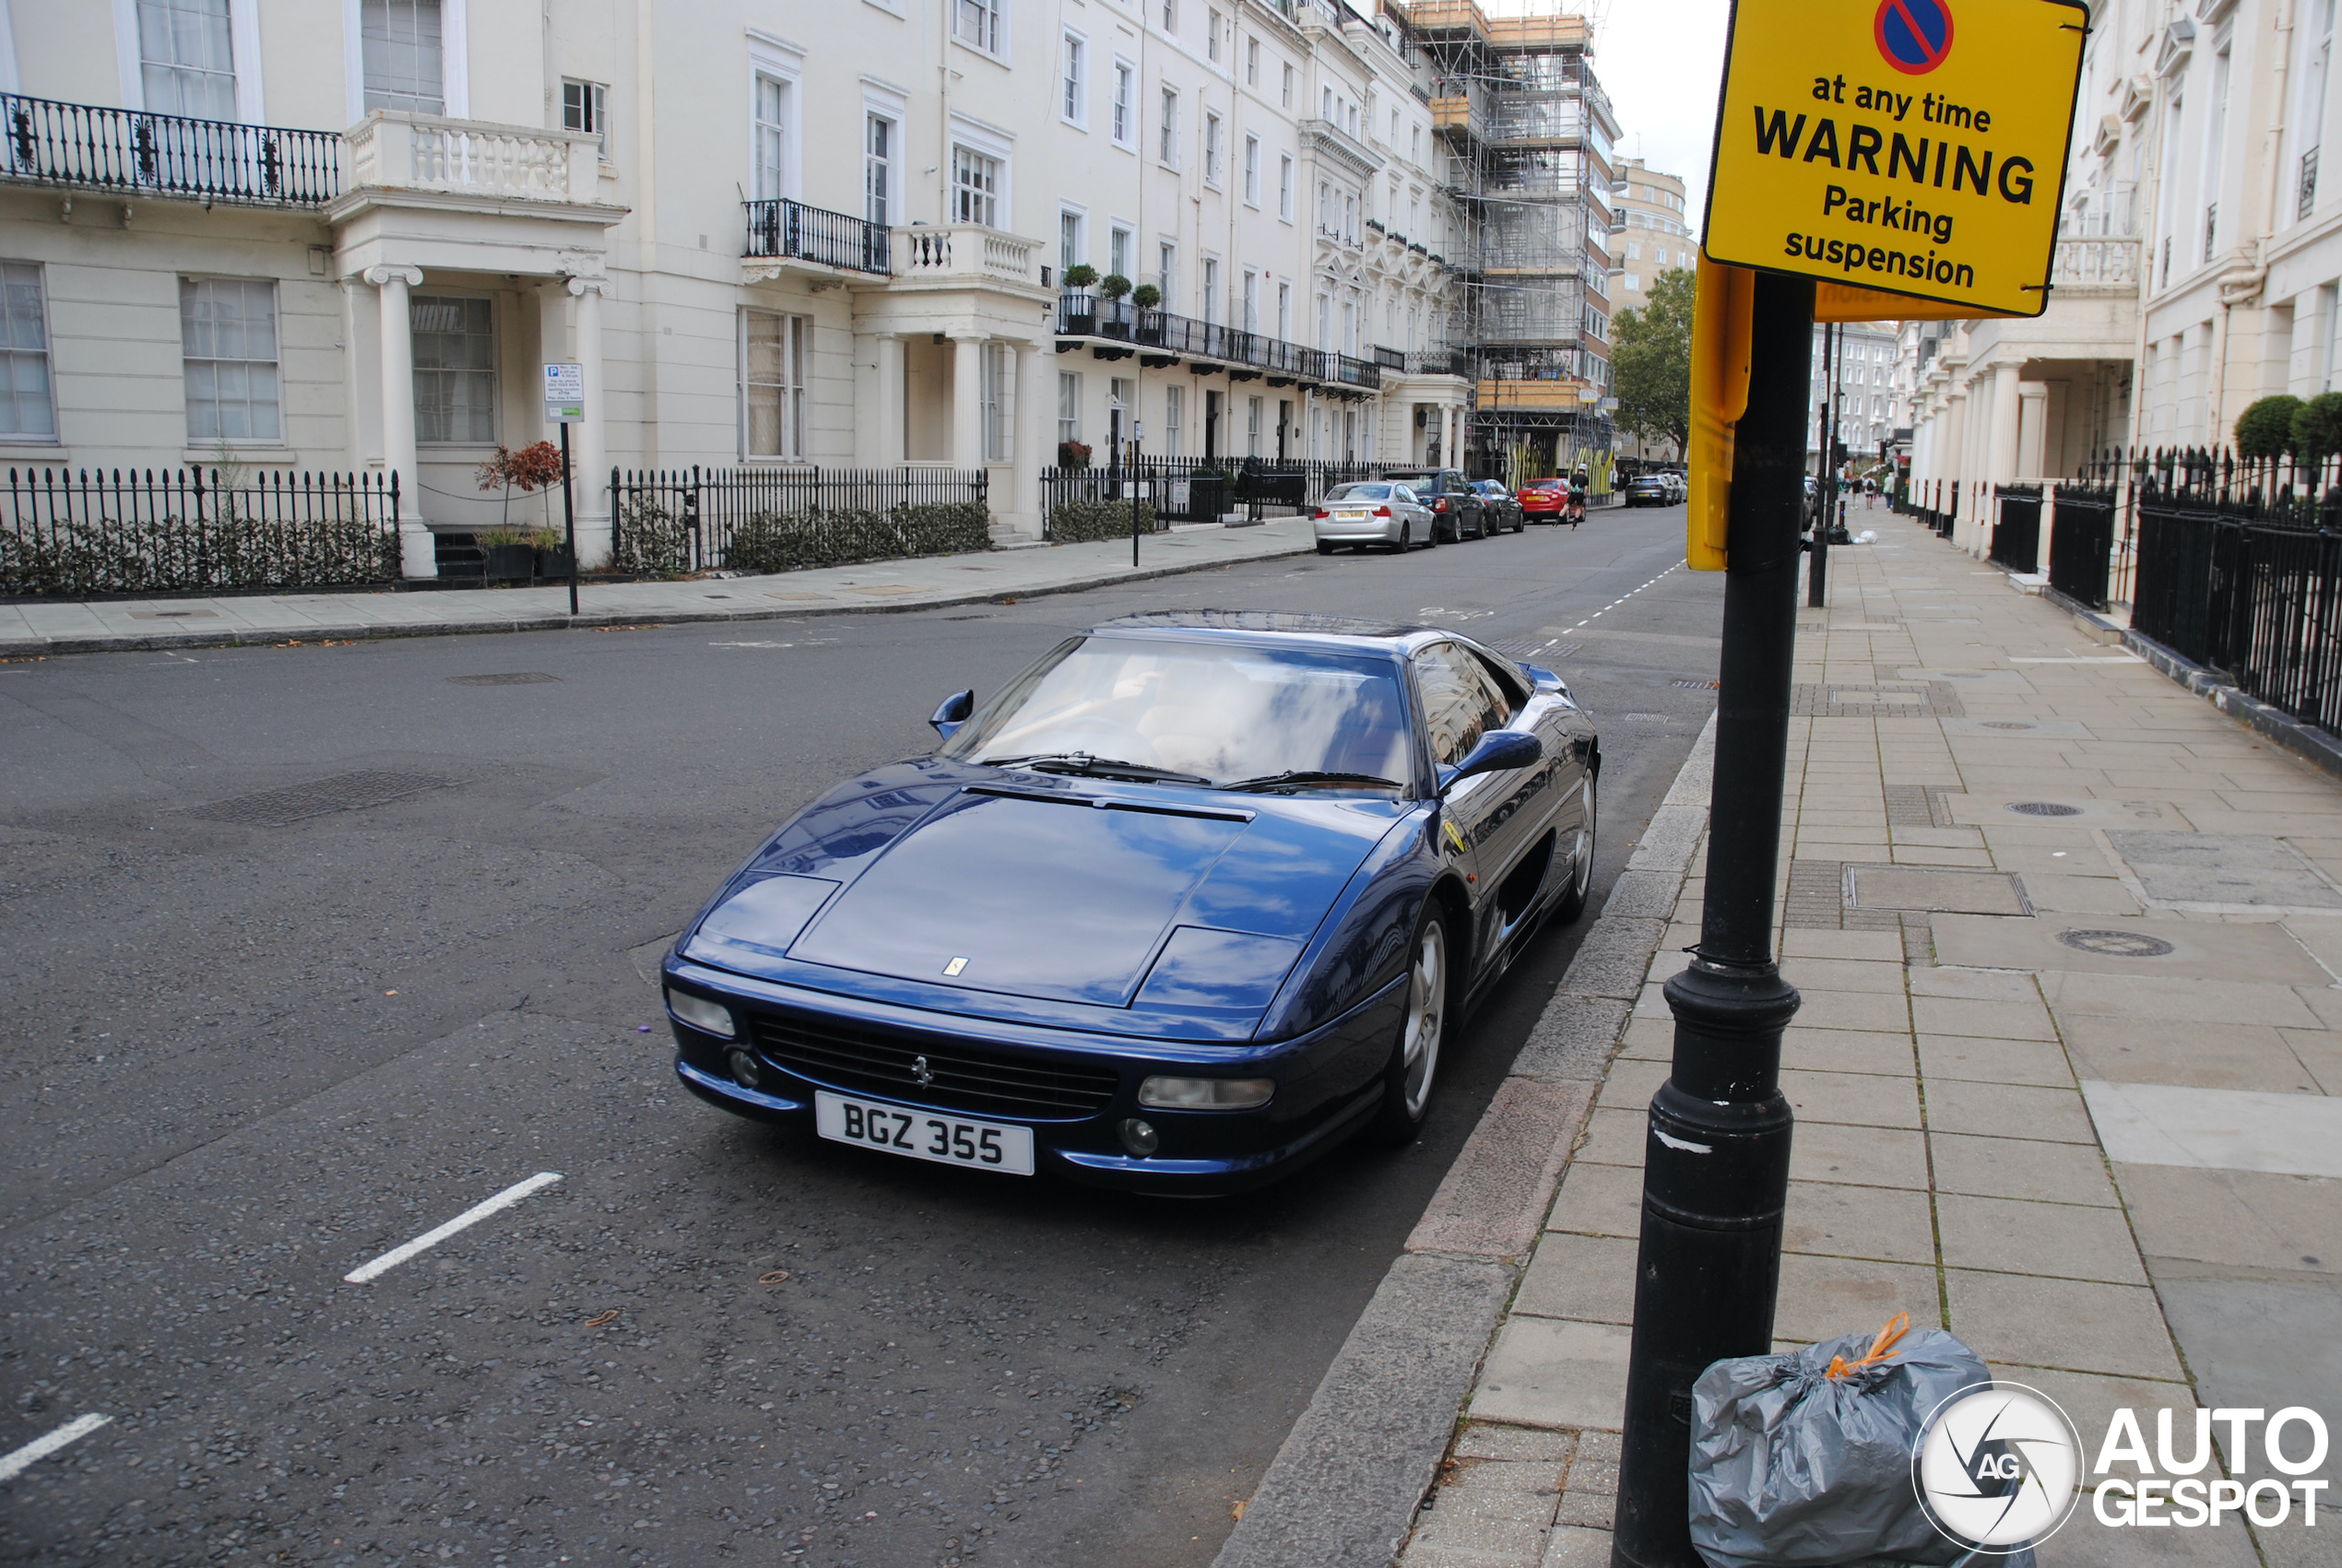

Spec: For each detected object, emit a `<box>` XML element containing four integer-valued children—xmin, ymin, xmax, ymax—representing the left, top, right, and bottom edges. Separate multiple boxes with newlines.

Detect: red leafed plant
<box><xmin>475</xmin><ymin>441</ymin><xmax>567</xmax><ymax>533</ymax></box>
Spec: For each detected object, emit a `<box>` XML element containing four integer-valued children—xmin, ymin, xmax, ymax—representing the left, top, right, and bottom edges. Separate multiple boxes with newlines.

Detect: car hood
<box><xmin>682</xmin><ymin>759</ymin><xmax>1407</xmax><ymax>1027</ymax></box>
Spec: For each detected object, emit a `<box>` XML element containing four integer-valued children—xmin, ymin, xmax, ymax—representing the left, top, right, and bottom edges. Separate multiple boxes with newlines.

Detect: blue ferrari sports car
<box><xmin>662</xmin><ymin>611</ymin><xmax>1600</xmax><ymax>1193</ymax></box>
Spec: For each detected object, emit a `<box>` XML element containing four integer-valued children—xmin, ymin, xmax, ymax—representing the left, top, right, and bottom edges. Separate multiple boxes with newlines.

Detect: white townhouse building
<box><xmin>0</xmin><ymin>0</ymin><xmax>1479</xmax><ymax>574</ymax></box>
<box><xmin>1901</xmin><ymin>0</ymin><xmax>2342</xmax><ymax>556</ymax></box>
<box><xmin>1809</xmin><ymin>321</ymin><xmax>1898</xmax><ymax>470</ymax></box>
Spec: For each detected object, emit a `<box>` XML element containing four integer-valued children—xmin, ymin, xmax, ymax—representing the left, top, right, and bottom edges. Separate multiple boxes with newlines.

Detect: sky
<box><xmin>1484</xmin><ymin>0</ymin><xmax>1732</xmax><ymax>238</ymax></box>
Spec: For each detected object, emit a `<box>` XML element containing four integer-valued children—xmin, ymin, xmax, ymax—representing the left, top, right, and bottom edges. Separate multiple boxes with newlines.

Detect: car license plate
<box><xmin>814</xmin><ymin>1091</ymin><xmax>1035</xmax><ymax>1176</ymax></box>
<box><xmin>1336</xmin><ymin>509</ymin><xmax>1366</xmax><ymax>519</ymax></box>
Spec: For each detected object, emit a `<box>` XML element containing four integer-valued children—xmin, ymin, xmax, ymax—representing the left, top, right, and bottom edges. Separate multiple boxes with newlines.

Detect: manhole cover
<box><xmin>2058</xmin><ymin>928</ymin><xmax>2177</xmax><ymax>958</ymax></box>
<box><xmin>188</xmin><ymin>770</ymin><xmax>458</xmax><ymax>827</ymax></box>
<box><xmin>1673</xmin><ymin>678</ymin><xmax>1718</xmax><ymax>690</ymax></box>
<box><xmin>445</xmin><ymin>671</ymin><xmax>561</xmax><ymax>686</ymax></box>
<box><xmin>1983</xmin><ymin>720</ymin><xmax>2034</xmax><ymax>730</ymax></box>
<box><xmin>2006</xmin><ymin>801</ymin><xmax>2083</xmax><ymax>817</ymax></box>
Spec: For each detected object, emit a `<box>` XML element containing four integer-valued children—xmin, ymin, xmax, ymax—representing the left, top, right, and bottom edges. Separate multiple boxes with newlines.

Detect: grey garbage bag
<box><xmin>1687</xmin><ymin>1315</ymin><xmax>2031</xmax><ymax>1568</ymax></box>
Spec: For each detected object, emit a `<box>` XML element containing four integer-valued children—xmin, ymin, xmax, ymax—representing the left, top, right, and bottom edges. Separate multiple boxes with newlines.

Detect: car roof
<box><xmin>1090</xmin><ymin>608</ymin><xmax>1446</xmax><ymax>654</ymax></box>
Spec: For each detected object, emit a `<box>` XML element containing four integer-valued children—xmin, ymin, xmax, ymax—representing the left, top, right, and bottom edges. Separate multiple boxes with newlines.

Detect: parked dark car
<box><xmin>1470</xmin><ymin>480</ymin><xmax>1525</xmax><ymax>533</ymax></box>
<box><xmin>1622</xmin><ymin>473</ymin><xmax>1671</xmax><ymax>506</ymax></box>
<box><xmin>663</xmin><ymin>612</ymin><xmax>1602</xmax><ymax>1195</ymax></box>
<box><xmin>1379</xmin><ymin>469</ymin><xmax>1485</xmax><ymax>540</ymax></box>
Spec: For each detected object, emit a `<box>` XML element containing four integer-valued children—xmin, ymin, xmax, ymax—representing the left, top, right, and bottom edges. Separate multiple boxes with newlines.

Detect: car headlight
<box><xmin>1138</xmin><ymin>1075</ymin><xmax>1275</xmax><ymax>1110</ymax></box>
<box><xmin>666</xmin><ymin>988</ymin><xmax>736</xmax><ymax>1039</ymax></box>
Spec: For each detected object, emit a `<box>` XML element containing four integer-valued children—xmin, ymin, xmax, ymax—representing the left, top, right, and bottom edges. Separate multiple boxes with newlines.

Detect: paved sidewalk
<box><xmin>0</xmin><ymin>518</ymin><xmax>1313</xmax><ymax>657</ymax></box>
<box><xmin>1400</xmin><ymin>514</ymin><xmax>2342</xmax><ymax>1568</ymax></box>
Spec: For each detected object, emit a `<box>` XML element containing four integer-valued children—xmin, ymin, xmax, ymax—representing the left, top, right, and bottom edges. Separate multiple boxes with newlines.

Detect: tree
<box><xmin>1611</xmin><ymin>267</ymin><xmax>1693</xmax><ymax>458</ymax></box>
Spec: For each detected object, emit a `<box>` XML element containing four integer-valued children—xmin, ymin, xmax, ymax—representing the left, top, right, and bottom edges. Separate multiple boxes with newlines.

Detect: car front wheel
<box><xmin>1370</xmin><ymin>907</ymin><xmax>1449</xmax><ymax>1143</ymax></box>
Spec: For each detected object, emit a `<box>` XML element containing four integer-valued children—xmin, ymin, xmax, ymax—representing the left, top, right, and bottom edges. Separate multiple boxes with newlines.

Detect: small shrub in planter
<box><xmin>1130</xmin><ymin>283</ymin><xmax>1162</xmax><ymax>309</ymax></box>
<box><xmin>529</xmin><ymin>526</ymin><xmax>574</xmax><ymax>579</ymax></box>
<box><xmin>477</xmin><ymin>527</ymin><xmax>536</xmax><ymax>583</ymax></box>
<box><xmin>1058</xmin><ymin>440</ymin><xmax>1093</xmax><ymax>469</ymax></box>
<box><xmin>1062</xmin><ymin>264</ymin><xmax>1098</xmax><ymax>291</ymax></box>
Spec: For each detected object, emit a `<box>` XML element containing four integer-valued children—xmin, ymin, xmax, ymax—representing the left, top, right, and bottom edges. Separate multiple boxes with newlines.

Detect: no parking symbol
<box><xmin>1875</xmin><ymin>0</ymin><xmax>1954</xmax><ymax>74</ymax></box>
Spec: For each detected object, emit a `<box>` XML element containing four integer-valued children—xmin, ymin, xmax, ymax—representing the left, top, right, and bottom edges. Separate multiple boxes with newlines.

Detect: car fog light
<box><xmin>1118</xmin><ymin>1117</ymin><xmax>1160</xmax><ymax>1157</ymax></box>
<box><xmin>1138</xmin><ymin>1075</ymin><xmax>1275</xmax><ymax>1110</ymax></box>
<box><xmin>727</xmin><ymin>1048</ymin><xmax>763</xmax><ymax>1090</ymax></box>
<box><xmin>667</xmin><ymin>988</ymin><xmax>735</xmax><ymax>1038</ymax></box>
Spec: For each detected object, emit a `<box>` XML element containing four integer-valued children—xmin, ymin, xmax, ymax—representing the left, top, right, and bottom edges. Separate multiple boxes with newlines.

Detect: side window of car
<box><xmin>1467</xmin><ymin>650</ymin><xmax>1529</xmax><ymax>717</ymax></box>
<box><xmin>1415</xmin><ymin>643</ymin><xmax>1503</xmax><ymax>767</ymax></box>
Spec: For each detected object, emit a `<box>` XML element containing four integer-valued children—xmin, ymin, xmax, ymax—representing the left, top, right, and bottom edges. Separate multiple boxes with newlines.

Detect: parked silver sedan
<box><xmin>1313</xmin><ymin>481</ymin><xmax>1439</xmax><ymax>554</ymax></box>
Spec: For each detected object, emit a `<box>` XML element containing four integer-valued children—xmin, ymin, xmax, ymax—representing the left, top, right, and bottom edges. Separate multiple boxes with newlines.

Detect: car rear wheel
<box><xmin>1370</xmin><ymin>908</ymin><xmax>1449</xmax><ymax>1143</ymax></box>
<box><xmin>1553</xmin><ymin>771</ymin><xmax>1598</xmax><ymax>924</ymax></box>
<box><xmin>1393</xmin><ymin>521</ymin><xmax>1411</xmax><ymax>552</ymax></box>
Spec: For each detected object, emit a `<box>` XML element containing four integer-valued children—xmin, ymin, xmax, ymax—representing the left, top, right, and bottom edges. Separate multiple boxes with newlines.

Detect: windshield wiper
<box><xmin>1219</xmin><ymin>770</ymin><xmax>1405</xmax><ymax>794</ymax></box>
<box><xmin>978</xmin><ymin>752</ymin><xmax>1213</xmax><ymax>785</ymax></box>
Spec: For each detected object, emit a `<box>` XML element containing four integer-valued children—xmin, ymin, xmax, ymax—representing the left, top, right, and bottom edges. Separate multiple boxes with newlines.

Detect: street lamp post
<box><xmin>1609</xmin><ymin>269</ymin><xmax>1810</xmax><ymax>1568</ymax></box>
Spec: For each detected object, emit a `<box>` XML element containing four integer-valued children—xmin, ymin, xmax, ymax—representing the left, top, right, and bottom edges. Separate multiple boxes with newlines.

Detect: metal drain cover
<box><xmin>188</xmin><ymin>770</ymin><xmax>458</xmax><ymax>827</ymax></box>
<box><xmin>445</xmin><ymin>671</ymin><xmax>561</xmax><ymax>686</ymax></box>
<box><xmin>2057</xmin><ymin>928</ymin><xmax>2177</xmax><ymax>958</ymax></box>
<box><xmin>2007</xmin><ymin>801</ymin><xmax>2083</xmax><ymax>817</ymax></box>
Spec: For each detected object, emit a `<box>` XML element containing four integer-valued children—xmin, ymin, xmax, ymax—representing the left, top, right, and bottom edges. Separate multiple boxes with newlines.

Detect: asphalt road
<box><xmin>0</xmin><ymin>503</ymin><xmax>1721</xmax><ymax>1567</ymax></box>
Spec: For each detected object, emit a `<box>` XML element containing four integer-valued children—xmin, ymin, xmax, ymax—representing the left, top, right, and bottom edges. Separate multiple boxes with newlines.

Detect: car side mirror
<box><xmin>929</xmin><ymin>689</ymin><xmax>975</xmax><ymax>737</ymax></box>
<box><xmin>1438</xmin><ymin>729</ymin><xmax>1543</xmax><ymax>794</ymax></box>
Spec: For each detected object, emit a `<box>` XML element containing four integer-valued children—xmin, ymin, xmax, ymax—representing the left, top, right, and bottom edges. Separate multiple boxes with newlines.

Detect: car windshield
<box><xmin>940</xmin><ymin>635</ymin><xmax>1413</xmax><ymax>789</ymax></box>
<box><xmin>1325</xmin><ymin>482</ymin><xmax>1396</xmax><ymax>501</ymax></box>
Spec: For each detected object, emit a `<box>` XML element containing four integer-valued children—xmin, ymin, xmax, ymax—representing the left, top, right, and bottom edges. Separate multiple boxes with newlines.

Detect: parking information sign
<box><xmin>542</xmin><ymin>361</ymin><xmax>585</xmax><ymax>424</ymax></box>
<box><xmin>1701</xmin><ymin>0</ymin><xmax>2086</xmax><ymax>317</ymax></box>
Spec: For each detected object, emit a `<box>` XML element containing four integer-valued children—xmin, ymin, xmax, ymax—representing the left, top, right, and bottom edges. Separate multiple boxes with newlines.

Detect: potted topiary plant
<box><xmin>1062</xmin><ymin>264</ymin><xmax>1098</xmax><ymax>293</ymax></box>
<box><xmin>1130</xmin><ymin>283</ymin><xmax>1165</xmax><ymax>346</ymax></box>
<box><xmin>476</xmin><ymin>441</ymin><xmax>568</xmax><ymax>578</ymax></box>
<box><xmin>476</xmin><ymin>526</ymin><xmax>536</xmax><ymax>584</ymax></box>
<box><xmin>530</xmin><ymin>525</ymin><xmax>573</xmax><ymax>581</ymax></box>
<box><xmin>1098</xmin><ymin>273</ymin><xmax>1133</xmax><ymax>338</ymax></box>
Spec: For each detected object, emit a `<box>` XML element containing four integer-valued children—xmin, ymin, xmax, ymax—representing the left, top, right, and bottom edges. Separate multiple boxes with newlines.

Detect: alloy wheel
<box><xmin>1401</xmin><ymin>921</ymin><xmax>1446</xmax><ymax>1117</ymax></box>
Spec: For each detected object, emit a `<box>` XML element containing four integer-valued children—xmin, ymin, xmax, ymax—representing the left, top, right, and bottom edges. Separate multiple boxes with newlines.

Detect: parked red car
<box><xmin>1518</xmin><ymin>479</ymin><xmax>1567</xmax><ymax>524</ymax></box>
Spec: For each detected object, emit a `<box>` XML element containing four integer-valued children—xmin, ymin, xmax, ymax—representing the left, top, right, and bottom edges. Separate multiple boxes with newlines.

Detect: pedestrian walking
<box><xmin>1567</xmin><ymin>467</ymin><xmax>1588</xmax><ymax>528</ymax></box>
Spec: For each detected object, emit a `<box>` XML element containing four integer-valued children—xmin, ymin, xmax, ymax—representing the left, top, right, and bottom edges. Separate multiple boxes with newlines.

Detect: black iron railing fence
<box><xmin>2047</xmin><ymin>483</ymin><xmax>2117</xmax><ymax>609</ymax></box>
<box><xmin>1054</xmin><ymin>297</ymin><xmax>1382</xmax><ymax>391</ymax></box>
<box><xmin>1990</xmin><ymin>484</ymin><xmax>2042</xmax><ymax>573</ymax></box>
<box><xmin>2</xmin><ymin>466</ymin><xmax>399</xmax><ymax>595</ymax></box>
<box><xmin>741</xmin><ymin>197</ymin><xmax>891</xmax><ymax>276</ymax></box>
<box><xmin>1</xmin><ymin>92</ymin><xmax>341</xmax><ymax>206</ymax></box>
<box><xmin>609</xmin><ymin>466</ymin><xmax>988</xmax><ymax>575</ymax></box>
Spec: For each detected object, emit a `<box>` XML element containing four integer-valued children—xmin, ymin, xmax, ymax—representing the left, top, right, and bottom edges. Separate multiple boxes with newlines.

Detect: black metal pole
<box><xmin>1610</xmin><ymin>270</ymin><xmax>1810</xmax><ymax>1568</ymax></box>
<box><xmin>1131</xmin><ymin>438</ymin><xmax>1142</xmax><ymax>567</ymax></box>
<box><xmin>1809</xmin><ymin>324</ymin><xmax>1831</xmax><ymax>607</ymax></box>
<box><xmin>560</xmin><ymin>421</ymin><xmax>578</xmax><ymax>618</ymax></box>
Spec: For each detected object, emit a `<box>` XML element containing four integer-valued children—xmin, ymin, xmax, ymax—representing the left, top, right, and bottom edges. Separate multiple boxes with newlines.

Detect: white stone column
<box><xmin>878</xmin><ymin>336</ymin><xmax>907</xmax><ymax>464</ymax></box>
<box><xmin>566</xmin><ymin>276</ymin><xmax>611</xmax><ymax>568</ymax></box>
<box><xmin>1941</xmin><ymin>389</ymin><xmax>1968</xmax><ymax>524</ymax></box>
<box><xmin>951</xmin><ymin>336</ymin><xmax>986</xmax><ymax>473</ymax></box>
<box><xmin>853</xmin><ymin>332</ymin><xmax>888</xmax><ymax>466</ymax></box>
<box><xmin>364</xmin><ymin>265</ymin><xmax>430</xmax><ymax>578</ymax></box>
<box><xmin>2017</xmin><ymin>382</ymin><xmax>2050</xmax><ymax>479</ymax></box>
<box><xmin>1012</xmin><ymin>343</ymin><xmax>1048</xmax><ymax>540</ymax></box>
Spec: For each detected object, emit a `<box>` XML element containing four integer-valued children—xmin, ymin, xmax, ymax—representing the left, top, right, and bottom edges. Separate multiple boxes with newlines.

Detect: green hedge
<box><xmin>724</xmin><ymin>501</ymin><xmax>991</xmax><ymax>574</ymax></box>
<box><xmin>0</xmin><ymin>513</ymin><xmax>399</xmax><ymax>596</ymax></box>
<box><xmin>1049</xmin><ymin>499</ymin><xmax>1157</xmax><ymax>541</ymax></box>
<box><xmin>608</xmin><ymin>496</ymin><xmax>695</xmax><ymax>577</ymax></box>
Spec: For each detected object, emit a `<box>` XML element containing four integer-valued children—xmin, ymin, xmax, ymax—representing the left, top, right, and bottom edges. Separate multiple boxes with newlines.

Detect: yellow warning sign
<box><xmin>1701</xmin><ymin>0</ymin><xmax>2086</xmax><ymax>317</ymax></box>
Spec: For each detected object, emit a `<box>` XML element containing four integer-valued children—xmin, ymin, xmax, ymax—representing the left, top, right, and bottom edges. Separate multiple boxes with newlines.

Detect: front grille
<box><xmin>749</xmin><ymin>1013</ymin><xmax>1120</xmax><ymax>1120</ymax></box>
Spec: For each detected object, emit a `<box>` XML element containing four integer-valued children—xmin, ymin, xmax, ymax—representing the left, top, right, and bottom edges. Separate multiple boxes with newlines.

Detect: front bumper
<box><xmin>666</xmin><ymin>961</ymin><xmax>1407</xmax><ymax>1194</ymax></box>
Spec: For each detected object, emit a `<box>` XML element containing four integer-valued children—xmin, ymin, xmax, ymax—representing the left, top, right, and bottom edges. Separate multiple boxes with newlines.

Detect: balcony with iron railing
<box><xmin>0</xmin><ymin>91</ymin><xmax>340</xmax><ymax>206</ymax></box>
<box><xmin>1055</xmin><ymin>296</ymin><xmax>1379</xmax><ymax>390</ymax></box>
<box><xmin>742</xmin><ymin>197</ymin><xmax>890</xmax><ymax>276</ymax></box>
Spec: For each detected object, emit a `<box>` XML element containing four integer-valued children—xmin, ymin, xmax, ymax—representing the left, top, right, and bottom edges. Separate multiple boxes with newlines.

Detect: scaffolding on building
<box><xmin>1398</xmin><ymin>0</ymin><xmax>1619</xmax><ymax>477</ymax></box>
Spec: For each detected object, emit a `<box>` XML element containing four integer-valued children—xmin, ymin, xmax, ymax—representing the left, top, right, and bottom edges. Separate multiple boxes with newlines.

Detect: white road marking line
<box><xmin>0</xmin><ymin>1413</ymin><xmax>111</xmax><ymax>1483</ymax></box>
<box><xmin>344</xmin><ymin>1173</ymin><xmax>564</xmax><ymax>1283</ymax></box>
